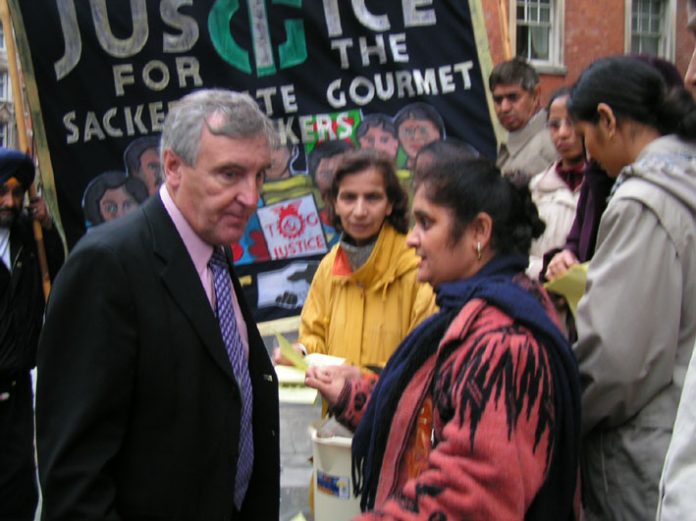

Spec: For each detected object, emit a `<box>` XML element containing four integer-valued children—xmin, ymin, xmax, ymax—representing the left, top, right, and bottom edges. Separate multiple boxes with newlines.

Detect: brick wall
<box><xmin>480</xmin><ymin>0</ymin><xmax>691</xmax><ymax>105</ymax></box>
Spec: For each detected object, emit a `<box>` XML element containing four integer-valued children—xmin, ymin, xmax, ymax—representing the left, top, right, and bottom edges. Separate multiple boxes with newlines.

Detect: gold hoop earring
<box><xmin>476</xmin><ymin>241</ymin><xmax>482</xmax><ymax>261</ymax></box>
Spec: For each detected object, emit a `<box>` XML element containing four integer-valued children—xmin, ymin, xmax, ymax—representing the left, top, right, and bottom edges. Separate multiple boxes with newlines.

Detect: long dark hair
<box><xmin>568</xmin><ymin>55</ymin><xmax>696</xmax><ymax>139</ymax></box>
<box><xmin>414</xmin><ymin>157</ymin><xmax>545</xmax><ymax>255</ymax></box>
<box><xmin>329</xmin><ymin>148</ymin><xmax>409</xmax><ymax>234</ymax></box>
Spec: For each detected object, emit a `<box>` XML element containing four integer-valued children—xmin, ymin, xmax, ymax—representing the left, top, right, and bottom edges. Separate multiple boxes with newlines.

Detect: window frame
<box><xmin>510</xmin><ymin>0</ymin><xmax>566</xmax><ymax>74</ymax></box>
<box><xmin>0</xmin><ymin>72</ymin><xmax>8</xmax><ymax>102</ymax></box>
<box><xmin>625</xmin><ymin>0</ymin><xmax>676</xmax><ymax>60</ymax></box>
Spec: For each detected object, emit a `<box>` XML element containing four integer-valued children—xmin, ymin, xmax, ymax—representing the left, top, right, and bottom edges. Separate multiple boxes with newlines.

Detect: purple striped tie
<box><xmin>208</xmin><ymin>248</ymin><xmax>254</xmax><ymax>510</ymax></box>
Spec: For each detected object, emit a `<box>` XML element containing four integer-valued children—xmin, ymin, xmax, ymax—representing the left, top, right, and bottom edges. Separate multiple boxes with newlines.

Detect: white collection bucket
<box><xmin>310</xmin><ymin>426</ymin><xmax>362</xmax><ymax>521</ymax></box>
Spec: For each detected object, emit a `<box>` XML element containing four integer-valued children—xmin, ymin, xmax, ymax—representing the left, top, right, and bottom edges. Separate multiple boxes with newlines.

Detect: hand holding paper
<box><xmin>544</xmin><ymin>262</ymin><xmax>589</xmax><ymax>318</ymax></box>
<box><xmin>276</xmin><ymin>333</ymin><xmax>309</xmax><ymax>371</ymax></box>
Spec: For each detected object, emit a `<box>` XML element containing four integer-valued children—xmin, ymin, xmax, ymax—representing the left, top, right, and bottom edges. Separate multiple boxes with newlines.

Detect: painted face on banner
<box><xmin>266</xmin><ymin>145</ymin><xmax>292</xmax><ymax>182</ymax></box>
<box><xmin>314</xmin><ymin>155</ymin><xmax>344</xmax><ymax>203</ymax></box>
<box><xmin>359</xmin><ymin>125</ymin><xmax>399</xmax><ymax>159</ymax></box>
<box><xmin>398</xmin><ymin>117</ymin><xmax>441</xmax><ymax>160</ymax></box>
<box><xmin>137</xmin><ymin>147</ymin><xmax>162</xmax><ymax>195</ymax></box>
<box><xmin>165</xmin><ymin>114</ymin><xmax>272</xmax><ymax>246</ymax></box>
<box><xmin>98</xmin><ymin>186</ymin><xmax>138</xmax><ymax>222</ymax></box>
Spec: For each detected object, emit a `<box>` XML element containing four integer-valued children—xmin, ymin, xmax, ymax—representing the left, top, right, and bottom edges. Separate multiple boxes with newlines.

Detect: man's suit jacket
<box><xmin>36</xmin><ymin>195</ymin><xmax>280</xmax><ymax>521</ymax></box>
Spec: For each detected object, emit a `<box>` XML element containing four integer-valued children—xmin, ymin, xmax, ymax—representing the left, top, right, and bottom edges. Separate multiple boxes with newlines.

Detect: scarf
<box><xmin>556</xmin><ymin>160</ymin><xmax>586</xmax><ymax>191</ymax></box>
<box><xmin>351</xmin><ymin>254</ymin><xmax>581</xmax><ymax>520</ymax></box>
<box><xmin>340</xmin><ymin>234</ymin><xmax>378</xmax><ymax>272</ymax></box>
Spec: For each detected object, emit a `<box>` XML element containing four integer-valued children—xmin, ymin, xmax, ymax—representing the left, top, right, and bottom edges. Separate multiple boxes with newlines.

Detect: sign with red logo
<box><xmin>257</xmin><ymin>195</ymin><xmax>328</xmax><ymax>261</ymax></box>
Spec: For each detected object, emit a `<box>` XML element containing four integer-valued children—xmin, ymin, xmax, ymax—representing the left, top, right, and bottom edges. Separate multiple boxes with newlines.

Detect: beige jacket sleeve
<box><xmin>574</xmin><ymin>197</ymin><xmax>682</xmax><ymax>435</ymax></box>
<box><xmin>657</xmin><ymin>339</ymin><xmax>696</xmax><ymax>520</ymax></box>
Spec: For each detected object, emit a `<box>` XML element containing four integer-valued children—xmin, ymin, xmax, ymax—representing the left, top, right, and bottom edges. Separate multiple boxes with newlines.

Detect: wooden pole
<box><xmin>0</xmin><ymin>0</ymin><xmax>51</xmax><ymax>301</ymax></box>
<box><xmin>498</xmin><ymin>0</ymin><xmax>513</xmax><ymax>60</ymax></box>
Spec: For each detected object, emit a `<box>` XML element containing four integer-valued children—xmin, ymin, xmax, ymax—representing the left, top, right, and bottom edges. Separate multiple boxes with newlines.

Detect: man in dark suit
<box><xmin>0</xmin><ymin>150</ymin><xmax>63</xmax><ymax>521</ymax></box>
<box><xmin>36</xmin><ymin>90</ymin><xmax>280</xmax><ymax>520</ymax></box>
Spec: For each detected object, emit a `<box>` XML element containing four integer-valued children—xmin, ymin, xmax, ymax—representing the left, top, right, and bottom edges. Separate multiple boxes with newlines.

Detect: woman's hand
<box><xmin>545</xmin><ymin>249</ymin><xmax>579</xmax><ymax>281</ymax></box>
<box><xmin>305</xmin><ymin>365</ymin><xmax>361</xmax><ymax>407</ymax></box>
<box><xmin>271</xmin><ymin>343</ymin><xmax>305</xmax><ymax>366</ymax></box>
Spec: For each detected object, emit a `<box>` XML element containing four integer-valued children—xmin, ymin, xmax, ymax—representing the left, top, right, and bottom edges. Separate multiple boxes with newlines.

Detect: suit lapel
<box><xmin>143</xmin><ymin>196</ymin><xmax>235</xmax><ymax>382</ymax></box>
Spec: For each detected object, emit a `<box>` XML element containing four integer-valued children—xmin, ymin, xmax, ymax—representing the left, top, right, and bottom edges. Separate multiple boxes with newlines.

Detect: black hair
<box><xmin>123</xmin><ymin>135</ymin><xmax>160</xmax><ymax>176</ymax></box>
<box><xmin>393</xmin><ymin>102</ymin><xmax>445</xmax><ymax>137</ymax></box>
<box><xmin>82</xmin><ymin>171</ymin><xmax>149</xmax><ymax>227</ymax></box>
<box><xmin>356</xmin><ymin>113</ymin><xmax>397</xmax><ymax>139</ymax></box>
<box><xmin>414</xmin><ymin>157</ymin><xmax>545</xmax><ymax>255</ymax></box>
<box><xmin>307</xmin><ymin>139</ymin><xmax>354</xmax><ymax>179</ymax></box>
<box><xmin>489</xmin><ymin>56</ymin><xmax>539</xmax><ymax>92</ymax></box>
<box><xmin>546</xmin><ymin>86</ymin><xmax>572</xmax><ymax>114</ymax></box>
<box><xmin>329</xmin><ymin>148</ymin><xmax>410</xmax><ymax>234</ymax></box>
<box><xmin>631</xmin><ymin>54</ymin><xmax>684</xmax><ymax>90</ymax></box>
<box><xmin>414</xmin><ymin>137</ymin><xmax>480</xmax><ymax>176</ymax></box>
<box><xmin>568</xmin><ymin>55</ymin><xmax>696</xmax><ymax>140</ymax></box>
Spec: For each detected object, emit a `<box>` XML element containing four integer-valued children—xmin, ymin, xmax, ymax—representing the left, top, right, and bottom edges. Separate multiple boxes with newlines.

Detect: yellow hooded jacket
<box><xmin>299</xmin><ymin>223</ymin><xmax>437</xmax><ymax>368</ymax></box>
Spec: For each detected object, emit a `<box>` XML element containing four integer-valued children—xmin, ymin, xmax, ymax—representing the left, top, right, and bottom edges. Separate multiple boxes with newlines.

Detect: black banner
<box><xmin>12</xmin><ymin>0</ymin><xmax>497</xmax><ymax>321</ymax></box>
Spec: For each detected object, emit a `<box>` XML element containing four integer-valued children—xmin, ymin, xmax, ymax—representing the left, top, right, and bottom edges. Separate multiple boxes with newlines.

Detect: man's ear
<box><xmin>596</xmin><ymin>102</ymin><xmax>617</xmax><ymax>136</ymax></box>
<box><xmin>162</xmin><ymin>149</ymin><xmax>183</xmax><ymax>187</ymax></box>
<box><xmin>532</xmin><ymin>85</ymin><xmax>542</xmax><ymax>108</ymax></box>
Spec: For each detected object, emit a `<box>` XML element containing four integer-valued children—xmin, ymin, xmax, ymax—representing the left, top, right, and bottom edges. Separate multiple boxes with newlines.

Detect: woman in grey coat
<box><xmin>568</xmin><ymin>56</ymin><xmax>696</xmax><ymax>520</ymax></box>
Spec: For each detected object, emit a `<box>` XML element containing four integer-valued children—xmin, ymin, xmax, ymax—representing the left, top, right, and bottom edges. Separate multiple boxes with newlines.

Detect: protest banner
<box><xmin>8</xmin><ymin>0</ymin><xmax>499</xmax><ymax>321</ymax></box>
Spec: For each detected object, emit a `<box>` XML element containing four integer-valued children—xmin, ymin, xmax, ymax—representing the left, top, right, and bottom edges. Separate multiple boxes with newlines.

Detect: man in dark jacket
<box><xmin>0</xmin><ymin>149</ymin><xmax>63</xmax><ymax>521</ymax></box>
<box><xmin>37</xmin><ymin>90</ymin><xmax>280</xmax><ymax>521</ymax></box>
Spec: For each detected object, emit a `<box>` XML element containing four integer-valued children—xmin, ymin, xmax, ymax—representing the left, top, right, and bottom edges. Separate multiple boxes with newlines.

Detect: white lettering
<box><xmin>113</xmin><ymin>64</ymin><xmax>136</xmax><ymax>97</ymax></box>
<box><xmin>403</xmin><ymin>0</ymin><xmax>436</xmax><ymax>27</ymax></box>
<box><xmin>142</xmin><ymin>60</ymin><xmax>170</xmax><ymax>91</ymax></box>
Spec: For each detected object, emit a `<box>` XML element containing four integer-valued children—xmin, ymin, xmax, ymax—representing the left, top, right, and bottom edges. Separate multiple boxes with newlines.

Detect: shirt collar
<box><xmin>159</xmin><ymin>184</ymin><xmax>213</xmax><ymax>279</ymax></box>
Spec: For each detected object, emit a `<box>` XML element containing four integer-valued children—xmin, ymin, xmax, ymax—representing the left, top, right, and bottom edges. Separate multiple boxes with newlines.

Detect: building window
<box><xmin>0</xmin><ymin>125</ymin><xmax>7</xmax><ymax>148</ymax></box>
<box><xmin>511</xmin><ymin>0</ymin><xmax>564</xmax><ymax>72</ymax></box>
<box><xmin>626</xmin><ymin>0</ymin><xmax>676</xmax><ymax>59</ymax></box>
<box><xmin>0</xmin><ymin>73</ymin><xmax>7</xmax><ymax>101</ymax></box>
<box><xmin>0</xmin><ymin>24</ymin><xmax>5</xmax><ymax>50</ymax></box>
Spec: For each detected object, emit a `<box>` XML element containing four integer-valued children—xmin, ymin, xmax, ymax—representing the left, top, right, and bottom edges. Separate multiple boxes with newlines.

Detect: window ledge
<box><xmin>531</xmin><ymin>63</ymin><xmax>568</xmax><ymax>76</ymax></box>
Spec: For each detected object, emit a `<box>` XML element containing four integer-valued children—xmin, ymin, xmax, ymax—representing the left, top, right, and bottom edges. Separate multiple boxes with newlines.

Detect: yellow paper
<box><xmin>305</xmin><ymin>353</ymin><xmax>346</xmax><ymax>367</ymax></box>
<box><xmin>290</xmin><ymin>513</ymin><xmax>308</xmax><ymax>521</ymax></box>
<box><xmin>274</xmin><ymin>365</ymin><xmax>318</xmax><ymax>404</ymax></box>
<box><xmin>278</xmin><ymin>385</ymin><xmax>319</xmax><ymax>405</ymax></box>
<box><xmin>544</xmin><ymin>262</ymin><xmax>589</xmax><ymax>318</ymax></box>
<box><xmin>277</xmin><ymin>333</ymin><xmax>308</xmax><ymax>372</ymax></box>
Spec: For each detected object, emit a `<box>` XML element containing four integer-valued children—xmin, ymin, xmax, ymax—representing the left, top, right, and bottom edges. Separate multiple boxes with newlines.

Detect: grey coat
<box><xmin>575</xmin><ymin>135</ymin><xmax>696</xmax><ymax>520</ymax></box>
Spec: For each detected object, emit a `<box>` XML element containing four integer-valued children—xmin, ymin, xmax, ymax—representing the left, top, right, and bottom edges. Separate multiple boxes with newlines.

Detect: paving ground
<box><xmin>32</xmin><ymin>333</ymin><xmax>323</xmax><ymax>521</ymax></box>
<box><xmin>34</xmin><ymin>398</ymin><xmax>321</xmax><ymax>521</ymax></box>
<box><xmin>279</xmin><ymin>401</ymin><xmax>321</xmax><ymax>521</ymax></box>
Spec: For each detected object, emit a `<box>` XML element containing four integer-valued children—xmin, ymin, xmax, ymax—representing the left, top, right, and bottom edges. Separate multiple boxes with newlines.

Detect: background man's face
<box><xmin>0</xmin><ymin>177</ymin><xmax>24</xmax><ymax>227</ymax></box>
<box><xmin>492</xmin><ymin>83</ymin><xmax>539</xmax><ymax>132</ymax></box>
<box><xmin>686</xmin><ymin>2</ymin><xmax>696</xmax><ymax>98</ymax></box>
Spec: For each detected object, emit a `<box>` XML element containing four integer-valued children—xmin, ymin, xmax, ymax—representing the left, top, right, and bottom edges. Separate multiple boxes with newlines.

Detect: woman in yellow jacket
<box><xmin>296</xmin><ymin>148</ymin><xmax>436</xmax><ymax>369</ymax></box>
